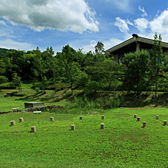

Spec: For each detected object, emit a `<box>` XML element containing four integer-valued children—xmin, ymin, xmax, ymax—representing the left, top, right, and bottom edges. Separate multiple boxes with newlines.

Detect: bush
<box><xmin>0</xmin><ymin>82</ymin><xmax>16</xmax><ymax>89</ymax></box>
<box><xmin>63</xmin><ymin>89</ymin><xmax>73</xmax><ymax>98</ymax></box>
<box><xmin>0</xmin><ymin>76</ymin><xmax>8</xmax><ymax>84</ymax></box>
<box><xmin>31</xmin><ymin>81</ymin><xmax>41</xmax><ymax>93</ymax></box>
<box><xmin>72</xmin><ymin>95</ymin><xmax>124</xmax><ymax>110</ymax></box>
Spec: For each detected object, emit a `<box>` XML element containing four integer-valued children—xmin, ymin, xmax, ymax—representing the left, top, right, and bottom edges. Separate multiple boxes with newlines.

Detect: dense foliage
<box><xmin>0</xmin><ymin>34</ymin><xmax>168</xmax><ymax>94</ymax></box>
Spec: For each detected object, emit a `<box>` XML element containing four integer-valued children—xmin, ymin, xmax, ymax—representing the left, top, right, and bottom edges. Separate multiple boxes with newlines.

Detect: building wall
<box><xmin>112</xmin><ymin>54</ymin><xmax>118</xmax><ymax>63</ymax></box>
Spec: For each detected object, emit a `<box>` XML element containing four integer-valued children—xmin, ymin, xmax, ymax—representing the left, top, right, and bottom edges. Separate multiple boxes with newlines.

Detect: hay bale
<box><xmin>71</xmin><ymin>124</ymin><xmax>75</xmax><ymax>130</ymax></box>
<box><xmin>10</xmin><ymin>120</ymin><xmax>15</xmax><ymax>126</ymax></box>
<box><xmin>19</xmin><ymin>118</ymin><xmax>24</xmax><ymax>122</ymax></box>
<box><xmin>31</xmin><ymin>126</ymin><xmax>36</xmax><ymax>132</ymax></box>
<box><xmin>50</xmin><ymin>117</ymin><xmax>54</xmax><ymax>121</ymax></box>
<box><xmin>101</xmin><ymin>123</ymin><xmax>105</xmax><ymax>129</ymax></box>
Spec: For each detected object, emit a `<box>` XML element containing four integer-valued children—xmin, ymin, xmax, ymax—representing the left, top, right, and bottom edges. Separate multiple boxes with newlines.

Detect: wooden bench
<box><xmin>33</xmin><ymin>111</ymin><xmax>41</xmax><ymax>114</ymax></box>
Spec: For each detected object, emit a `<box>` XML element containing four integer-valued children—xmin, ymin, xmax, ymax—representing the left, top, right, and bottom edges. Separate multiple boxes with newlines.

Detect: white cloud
<box><xmin>150</xmin><ymin>9</ymin><xmax>168</xmax><ymax>34</ymax></box>
<box><xmin>127</xmin><ymin>19</ymin><xmax>134</xmax><ymax>26</ymax></box>
<box><xmin>0</xmin><ymin>0</ymin><xmax>99</xmax><ymax>33</ymax></box>
<box><xmin>82</xmin><ymin>38</ymin><xmax>123</xmax><ymax>52</ymax></box>
<box><xmin>0</xmin><ymin>20</ymin><xmax>6</xmax><ymax>26</ymax></box>
<box><xmin>134</xmin><ymin>18</ymin><xmax>149</xmax><ymax>32</ymax></box>
<box><xmin>108</xmin><ymin>0</ymin><xmax>132</xmax><ymax>12</ymax></box>
<box><xmin>0</xmin><ymin>28</ymin><xmax>15</xmax><ymax>38</ymax></box>
<box><xmin>0</xmin><ymin>39</ymin><xmax>33</xmax><ymax>50</ymax></box>
<box><xmin>114</xmin><ymin>17</ymin><xmax>129</xmax><ymax>33</ymax></box>
<box><xmin>138</xmin><ymin>6</ymin><xmax>147</xmax><ymax>17</ymax></box>
<box><xmin>104</xmin><ymin>38</ymin><xmax>123</xmax><ymax>50</ymax></box>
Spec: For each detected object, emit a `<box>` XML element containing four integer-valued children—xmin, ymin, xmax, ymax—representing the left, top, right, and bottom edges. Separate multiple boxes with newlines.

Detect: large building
<box><xmin>105</xmin><ymin>34</ymin><xmax>168</xmax><ymax>63</ymax></box>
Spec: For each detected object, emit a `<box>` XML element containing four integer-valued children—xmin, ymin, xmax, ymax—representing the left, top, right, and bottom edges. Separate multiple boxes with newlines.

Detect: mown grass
<box><xmin>1</xmin><ymin>108</ymin><xmax>168</xmax><ymax>168</ymax></box>
<box><xmin>0</xmin><ymin>83</ymin><xmax>68</xmax><ymax>112</ymax></box>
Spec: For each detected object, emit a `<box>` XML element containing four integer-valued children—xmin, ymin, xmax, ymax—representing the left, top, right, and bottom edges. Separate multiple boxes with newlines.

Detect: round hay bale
<box><xmin>31</xmin><ymin>126</ymin><xmax>36</xmax><ymax>132</ymax></box>
<box><xmin>10</xmin><ymin>120</ymin><xmax>15</xmax><ymax>126</ymax></box>
<box><xmin>19</xmin><ymin>118</ymin><xmax>24</xmax><ymax>122</ymax></box>
<box><xmin>50</xmin><ymin>117</ymin><xmax>54</xmax><ymax>121</ymax></box>
<box><xmin>101</xmin><ymin>123</ymin><xmax>105</xmax><ymax>129</ymax></box>
<box><xmin>71</xmin><ymin>124</ymin><xmax>75</xmax><ymax>130</ymax></box>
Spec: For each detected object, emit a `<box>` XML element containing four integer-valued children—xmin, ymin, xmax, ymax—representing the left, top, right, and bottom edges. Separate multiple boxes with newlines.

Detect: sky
<box><xmin>0</xmin><ymin>0</ymin><xmax>168</xmax><ymax>53</ymax></box>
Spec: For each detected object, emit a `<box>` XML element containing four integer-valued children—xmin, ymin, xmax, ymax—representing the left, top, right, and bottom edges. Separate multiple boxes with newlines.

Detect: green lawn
<box><xmin>0</xmin><ymin>108</ymin><xmax>168</xmax><ymax>167</ymax></box>
<box><xmin>0</xmin><ymin>83</ymin><xmax>68</xmax><ymax>112</ymax></box>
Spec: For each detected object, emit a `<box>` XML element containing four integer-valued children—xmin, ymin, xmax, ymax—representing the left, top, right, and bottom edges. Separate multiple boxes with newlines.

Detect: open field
<box><xmin>1</xmin><ymin>108</ymin><xmax>168</xmax><ymax>168</ymax></box>
<box><xmin>1</xmin><ymin>83</ymin><xmax>168</xmax><ymax>167</ymax></box>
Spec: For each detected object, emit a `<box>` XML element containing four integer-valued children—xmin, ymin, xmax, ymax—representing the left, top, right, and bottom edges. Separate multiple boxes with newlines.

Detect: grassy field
<box><xmin>1</xmin><ymin>108</ymin><xmax>168</xmax><ymax>168</ymax></box>
<box><xmin>0</xmin><ymin>83</ymin><xmax>68</xmax><ymax>112</ymax></box>
<box><xmin>1</xmin><ymin>83</ymin><xmax>168</xmax><ymax>167</ymax></box>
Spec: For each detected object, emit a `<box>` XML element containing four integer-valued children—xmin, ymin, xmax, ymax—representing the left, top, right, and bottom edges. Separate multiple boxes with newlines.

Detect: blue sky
<box><xmin>0</xmin><ymin>0</ymin><xmax>168</xmax><ymax>53</ymax></box>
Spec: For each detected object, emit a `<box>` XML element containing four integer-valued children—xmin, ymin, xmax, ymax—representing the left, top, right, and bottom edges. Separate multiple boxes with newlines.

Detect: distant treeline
<box><xmin>0</xmin><ymin>33</ymin><xmax>168</xmax><ymax>96</ymax></box>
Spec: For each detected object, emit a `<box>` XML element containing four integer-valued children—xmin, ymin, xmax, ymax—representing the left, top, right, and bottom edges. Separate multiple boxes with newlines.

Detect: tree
<box><xmin>57</xmin><ymin>45</ymin><xmax>81</xmax><ymax>92</ymax></box>
<box><xmin>84</xmin><ymin>52</ymin><xmax>123</xmax><ymax>93</ymax></box>
<box><xmin>0</xmin><ymin>59</ymin><xmax>6</xmax><ymax>74</ymax></box>
<box><xmin>49</xmin><ymin>56</ymin><xmax>62</xmax><ymax>93</ymax></box>
<box><xmin>122</xmin><ymin>50</ymin><xmax>150</xmax><ymax>96</ymax></box>
<box><xmin>149</xmin><ymin>33</ymin><xmax>165</xmax><ymax>96</ymax></box>
<box><xmin>12</xmin><ymin>73</ymin><xmax>22</xmax><ymax>91</ymax></box>
<box><xmin>95</xmin><ymin>41</ymin><xmax>104</xmax><ymax>54</ymax></box>
<box><xmin>46</xmin><ymin>47</ymin><xmax>54</xmax><ymax>56</ymax></box>
<box><xmin>0</xmin><ymin>59</ymin><xmax>8</xmax><ymax>84</ymax></box>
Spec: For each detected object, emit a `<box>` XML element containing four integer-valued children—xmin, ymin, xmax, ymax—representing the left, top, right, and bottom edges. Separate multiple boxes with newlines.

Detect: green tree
<box><xmin>12</xmin><ymin>73</ymin><xmax>22</xmax><ymax>91</ymax></box>
<box><xmin>95</xmin><ymin>41</ymin><xmax>104</xmax><ymax>54</ymax></box>
<box><xmin>122</xmin><ymin>50</ymin><xmax>150</xmax><ymax>96</ymax></box>
<box><xmin>84</xmin><ymin>52</ymin><xmax>123</xmax><ymax>93</ymax></box>
<box><xmin>57</xmin><ymin>45</ymin><xmax>81</xmax><ymax>92</ymax></box>
<box><xmin>0</xmin><ymin>59</ymin><xmax>8</xmax><ymax>84</ymax></box>
<box><xmin>149</xmin><ymin>33</ymin><xmax>165</xmax><ymax>96</ymax></box>
<box><xmin>0</xmin><ymin>59</ymin><xmax>6</xmax><ymax>74</ymax></box>
<box><xmin>46</xmin><ymin>47</ymin><xmax>54</xmax><ymax>56</ymax></box>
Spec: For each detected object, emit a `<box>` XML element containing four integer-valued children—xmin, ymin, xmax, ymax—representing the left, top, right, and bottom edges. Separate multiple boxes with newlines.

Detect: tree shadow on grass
<box><xmin>120</xmin><ymin>92</ymin><xmax>168</xmax><ymax>108</ymax></box>
<box><xmin>16</xmin><ymin>91</ymin><xmax>46</xmax><ymax>101</ymax></box>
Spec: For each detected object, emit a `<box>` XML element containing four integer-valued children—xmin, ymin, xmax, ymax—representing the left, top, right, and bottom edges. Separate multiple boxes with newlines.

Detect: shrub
<box><xmin>0</xmin><ymin>76</ymin><xmax>8</xmax><ymax>84</ymax></box>
<box><xmin>63</xmin><ymin>89</ymin><xmax>73</xmax><ymax>98</ymax></box>
<box><xmin>72</xmin><ymin>95</ymin><xmax>124</xmax><ymax>110</ymax></box>
<box><xmin>0</xmin><ymin>82</ymin><xmax>16</xmax><ymax>89</ymax></box>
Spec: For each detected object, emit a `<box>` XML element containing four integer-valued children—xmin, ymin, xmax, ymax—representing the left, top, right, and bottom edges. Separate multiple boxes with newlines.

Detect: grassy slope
<box><xmin>0</xmin><ymin>83</ymin><xmax>68</xmax><ymax>112</ymax></box>
<box><xmin>1</xmin><ymin>82</ymin><xmax>168</xmax><ymax>112</ymax></box>
<box><xmin>0</xmin><ymin>108</ymin><xmax>168</xmax><ymax>167</ymax></box>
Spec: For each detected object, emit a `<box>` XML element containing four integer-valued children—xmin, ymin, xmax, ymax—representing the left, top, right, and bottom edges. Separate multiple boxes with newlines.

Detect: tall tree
<box><xmin>95</xmin><ymin>41</ymin><xmax>104</xmax><ymax>54</ymax></box>
<box><xmin>57</xmin><ymin>45</ymin><xmax>80</xmax><ymax>92</ymax></box>
<box><xmin>149</xmin><ymin>33</ymin><xmax>165</xmax><ymax>96</ymax></box>
<box><xmin>122</xmin><ymin>50</ymin><xmax>150</xmax><ymax>96</ymax></box>
<box><xmin>0</xmin><ymin>59</ymin><xmax>8</xmax><ymax>84</ymax></box>
<box><xmin>12</xmin><ymin>73</ymin><xmax>22</xmax><ymax>91</ymax></box>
